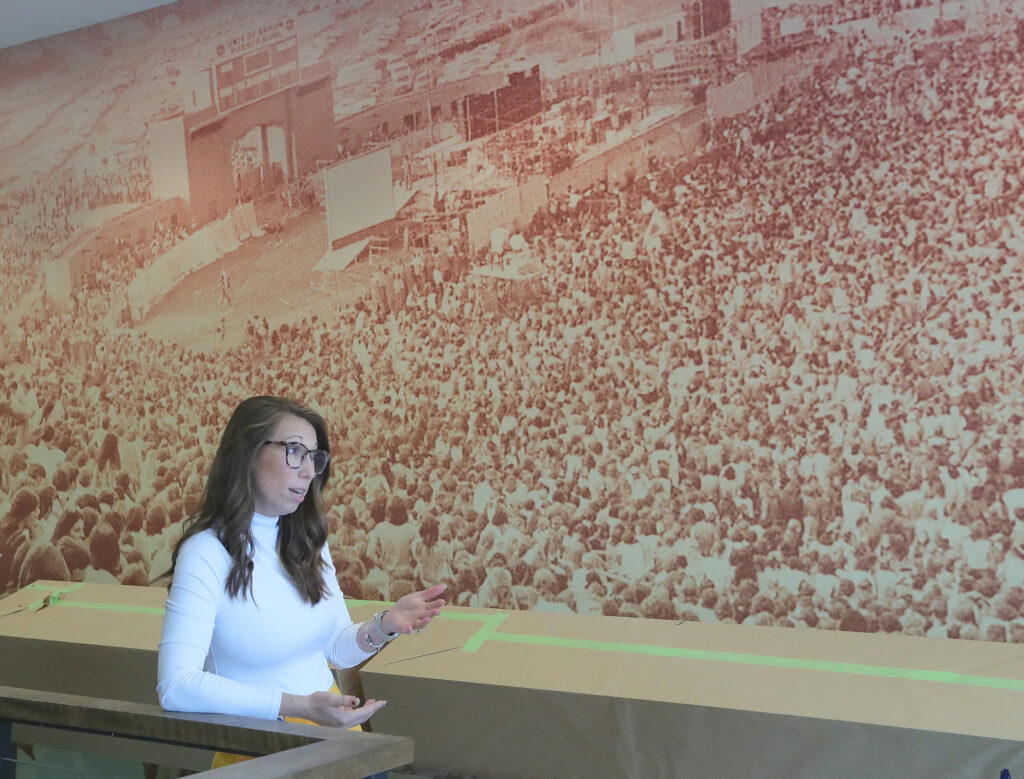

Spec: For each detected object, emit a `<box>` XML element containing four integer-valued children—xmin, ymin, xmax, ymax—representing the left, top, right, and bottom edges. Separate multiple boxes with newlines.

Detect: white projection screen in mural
<box><xmin>325</xmin><ymin>148</ymin><xmax>395</xmax><ymax>247</ymax></box>
<box><xmin>1</xmin><ymin>0</ymin><xmax>1023</xmax><ymax>653</ymax></box>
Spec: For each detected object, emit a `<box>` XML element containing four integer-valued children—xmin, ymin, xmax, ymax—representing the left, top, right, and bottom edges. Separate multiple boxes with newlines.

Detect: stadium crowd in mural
<box><xmin>2</xmin><ymin>0</ymin><xmax>1024</xmax><ymax>651</ymax></box>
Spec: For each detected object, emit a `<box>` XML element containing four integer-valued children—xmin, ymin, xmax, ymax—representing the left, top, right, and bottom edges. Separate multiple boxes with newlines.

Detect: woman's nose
<box><xmin>298</xmin><ymin>454</ymin><xmax>316</xmax><ymax>478</ymax></box>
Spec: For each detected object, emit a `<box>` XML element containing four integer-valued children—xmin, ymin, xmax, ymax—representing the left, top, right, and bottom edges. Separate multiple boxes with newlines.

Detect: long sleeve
<box><xmin>323</xmin><ymin>549</ymin><xmax>371</xmax><ymax>669</ymax></box>
<box><xmin>156</xmin><ymin>532</ymin><xmax>282</xmax><ymax>720</ymax></box>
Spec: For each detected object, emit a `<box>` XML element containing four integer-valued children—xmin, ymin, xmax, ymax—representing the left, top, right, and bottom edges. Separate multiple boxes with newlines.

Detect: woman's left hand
<box><xmin>382</xmin><ymin>583</ymin><xmax>447</xmax><ymax>634</ymax></box>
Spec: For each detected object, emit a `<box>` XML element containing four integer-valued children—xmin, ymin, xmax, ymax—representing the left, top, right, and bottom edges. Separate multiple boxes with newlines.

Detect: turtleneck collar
<box><xmin>251</xmin><ymin>512</ymin><xmax>279</xmax><ymax>529</ymax></box>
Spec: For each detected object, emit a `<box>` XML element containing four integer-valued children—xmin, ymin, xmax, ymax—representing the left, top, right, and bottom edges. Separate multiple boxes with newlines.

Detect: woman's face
<box><xmin>251</xmin><ymin>413</ymin><xmax>319</xmax><ymax>518</ymax></box>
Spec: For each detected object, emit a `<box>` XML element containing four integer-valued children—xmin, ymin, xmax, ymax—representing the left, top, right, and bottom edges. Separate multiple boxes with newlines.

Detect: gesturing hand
<box><xmin>382</xmin><ymin>583</ymin><xmax>447</xmax><ymax>635</ymax></box>
<box><xmin>283</xmin><ymin>691</ymin><xmax>386</xmax><ymax>728</ymax></box>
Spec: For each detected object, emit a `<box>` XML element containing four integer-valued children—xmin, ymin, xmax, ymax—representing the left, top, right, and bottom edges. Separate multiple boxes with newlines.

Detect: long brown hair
<box><xmin>165</xmin><ymin>396</ymin><xmax>332</xmax><ymax>604</ymax></box>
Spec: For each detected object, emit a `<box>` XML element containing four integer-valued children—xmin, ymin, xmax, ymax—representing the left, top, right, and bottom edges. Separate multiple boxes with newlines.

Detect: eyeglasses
<box><xmin>264</xmin><ymin>440</ymin><xmax>330</xmax><ymax>474</ymax></box>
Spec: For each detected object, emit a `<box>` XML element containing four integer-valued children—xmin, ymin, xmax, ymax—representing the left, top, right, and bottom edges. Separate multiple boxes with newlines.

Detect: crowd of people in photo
<box><xmin>0</xmin><ymin>162</ymin><xmax>153</xmax><ymax>321</ymax></box>
<box><xmin>4</xmin><ymin>4</ymin><xmax>1024</xmax><ymax>647</ymax></box>
<box><xmin>0</xmin><ymin>163</ymin><xmax>151</xmax><ymax>264</ymax></box>
<box><xmin>86</xmin><ymin>221</ymin><xmax>195</xmax><ymax>306</ymax></box>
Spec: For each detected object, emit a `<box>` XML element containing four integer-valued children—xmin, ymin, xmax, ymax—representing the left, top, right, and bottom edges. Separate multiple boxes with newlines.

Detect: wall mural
<box><xmin>1</xmin><ymin>0</ymin><xmax>1023</xmax><ymax>643</ymax></box>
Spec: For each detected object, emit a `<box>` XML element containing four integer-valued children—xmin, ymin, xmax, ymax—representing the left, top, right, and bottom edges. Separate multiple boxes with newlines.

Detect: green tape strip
<box><xmin>23</xmin><ymin>582</ymin><xmax>86</xmax><ymax>612</ymax></box>
<box><xmin>361</xmin><ymin>605</ymin><xmax>1024</xmax><ymax>691</ymax></box>
<box><xmin>34</xmin><ymin>584</ymin><xmax>165</xmax><ymax>616</ymax></box>
<box><xmin>473</xmin><ymin>630</ymin><xmax>1024</xmax><ymax>692</ymax></box>
<box><xmin>463</xmin><ymin>613</ymin><xmax>509</xmax><ymax>653</ymax></box>
<box><xmin>50</xmin><ymin>600</ymin><xmax>166</xmax><ymax>616</ymax></box>
<box><xmin>18</xmin><ymin>590</ymin><xmax>1016</xmax><ymax>691</ymax></box>
<box><xmin>2</xmin><ymin>583</ymin><xmax>163</xmax><ymax>616</ymax></box>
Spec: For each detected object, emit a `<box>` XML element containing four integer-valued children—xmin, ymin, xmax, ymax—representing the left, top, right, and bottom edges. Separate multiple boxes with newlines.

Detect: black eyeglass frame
<box><xmin>263</xmin><ymin>440</ymin><xmax>331</xmax><ymax>474</ymax></box>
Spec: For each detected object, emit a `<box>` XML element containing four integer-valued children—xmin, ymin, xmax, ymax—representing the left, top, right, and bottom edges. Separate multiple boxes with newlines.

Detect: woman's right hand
<box><xmin>281</xmin><ymin>691</ymin><xmax>386</xmax><ymax>727</ymax></box>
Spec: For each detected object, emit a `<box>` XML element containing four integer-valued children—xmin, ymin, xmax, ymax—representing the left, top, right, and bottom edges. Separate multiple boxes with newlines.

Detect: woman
<box><xmin>157</xmin><ymin>395</ymin><xmax>445</xmax><ymax>735</ymax></box>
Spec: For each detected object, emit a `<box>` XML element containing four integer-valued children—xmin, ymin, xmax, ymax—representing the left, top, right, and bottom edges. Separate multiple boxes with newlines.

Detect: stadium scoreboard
<box><xmin>213</xmin><ymin>20</ymin><xmax>300</xmax><ymax>114</ymax></box>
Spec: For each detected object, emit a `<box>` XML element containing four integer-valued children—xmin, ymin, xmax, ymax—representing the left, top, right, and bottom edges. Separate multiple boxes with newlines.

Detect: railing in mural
<box><xmin>0</xmin><ymin>685</ymin><xmax>412</xmax><ymax>779</ymax></box>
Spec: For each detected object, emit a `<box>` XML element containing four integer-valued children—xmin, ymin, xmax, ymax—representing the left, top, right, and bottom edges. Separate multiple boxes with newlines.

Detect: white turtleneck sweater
<box><xmin>157</xmin><ymin>513</ymin><xmax>366</xmax><ymax>720</ymax></box>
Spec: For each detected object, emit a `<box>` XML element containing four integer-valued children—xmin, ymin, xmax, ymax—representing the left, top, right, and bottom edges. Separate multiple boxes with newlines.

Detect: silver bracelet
<box><xmin>363</xmin><ymin>610</ymin><xmax>399</xmax><ymax>651</ymax></box>
<box><xmin>376</xmin><ymin>609</ymin><xmax>400</xmax><ymax>639</ymax></box>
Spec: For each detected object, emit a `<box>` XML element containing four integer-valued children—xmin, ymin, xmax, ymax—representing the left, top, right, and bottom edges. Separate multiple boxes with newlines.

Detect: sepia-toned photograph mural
<box><xmin>2</xmin><ymin>0</ymin><xmax>1023</xmax><ymax>643</ymax></box>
